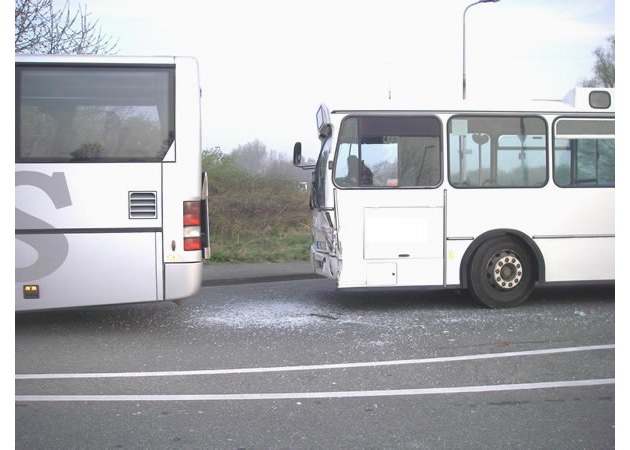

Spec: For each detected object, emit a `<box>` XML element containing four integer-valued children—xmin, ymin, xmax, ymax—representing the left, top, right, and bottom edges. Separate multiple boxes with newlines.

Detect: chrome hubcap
<box><xmin>488</xmin><ymin>251</ymin><xmax>523</xmax><ymax>290</ymax></box>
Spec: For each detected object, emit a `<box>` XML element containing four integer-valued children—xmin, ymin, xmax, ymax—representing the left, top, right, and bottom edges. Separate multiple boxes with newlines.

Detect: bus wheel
<box><xmin>468</xmin><ymin>236</ymin><xmax>535</xmax><ymax>308</ymax></box>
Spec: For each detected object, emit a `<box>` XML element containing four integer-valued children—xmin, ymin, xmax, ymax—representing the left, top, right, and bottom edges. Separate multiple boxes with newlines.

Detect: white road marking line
<box><xmin>15</xmin><ymin>378</ymin><xmax>615</xmax><ymax>402</ymax></box>
<box><xmin>16</xmin><ymin>344</ymin><xmax>614</xmax><ymax>380</ymax></box>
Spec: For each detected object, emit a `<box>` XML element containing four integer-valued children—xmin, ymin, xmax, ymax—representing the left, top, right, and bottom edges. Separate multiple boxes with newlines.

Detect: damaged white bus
<box><xmin>294</xmin><ymin>88</ymin><xmax>614</xmax><ymax>307</ymax></box>
<box><xmin>15</xmin><ymin>55</ymin><xmax>210</xmax><ymax>311</ymax></box>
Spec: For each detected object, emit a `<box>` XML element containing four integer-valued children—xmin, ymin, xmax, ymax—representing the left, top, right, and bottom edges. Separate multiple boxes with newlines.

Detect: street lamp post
<box><xmin>463</xmin><ymin>0</ymin><xmax>500</xmax><ymax>100</ymax></box>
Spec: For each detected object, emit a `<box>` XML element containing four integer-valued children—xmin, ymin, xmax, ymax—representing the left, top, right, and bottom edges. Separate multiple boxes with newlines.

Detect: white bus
<box><xmin>15</xmin><ymin>55</ymin><xmax>210</xmax><ymax>311</ymax></box>
<box><xmin>293</xmin><ymin>88</ymin><xmax>614</xmax><ymax>308</ymax></box>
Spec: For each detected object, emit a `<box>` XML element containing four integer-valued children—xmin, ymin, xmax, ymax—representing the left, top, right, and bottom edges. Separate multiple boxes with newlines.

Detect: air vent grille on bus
<box><xmin>129</xmin><ymin>191</ymin><xmax>157</xmax><ymax>219</ymax></box>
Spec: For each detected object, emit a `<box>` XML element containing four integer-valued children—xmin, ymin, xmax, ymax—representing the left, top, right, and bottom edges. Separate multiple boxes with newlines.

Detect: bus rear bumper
<box><xmin>165</xmin><ymin>261</ymin><xmax>203</xmax><ymax>300</ymax></box>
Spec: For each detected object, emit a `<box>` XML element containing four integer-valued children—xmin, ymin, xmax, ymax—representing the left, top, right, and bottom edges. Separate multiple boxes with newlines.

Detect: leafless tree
<box><xmin>582</xmin><ymin>34</ymin><xmax>615</xmax><ymax>88</ymax></box>
<box><xmin>15</xmin><ymin>0</ymin><xmax>118</xmax><ymax>54</ymax></box>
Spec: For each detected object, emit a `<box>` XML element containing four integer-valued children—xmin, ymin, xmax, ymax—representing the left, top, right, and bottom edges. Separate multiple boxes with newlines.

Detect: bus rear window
<box><xmin>16</xmin><ymin>66</ymin><xmax>175</xmax><ymax>162</ymax></box>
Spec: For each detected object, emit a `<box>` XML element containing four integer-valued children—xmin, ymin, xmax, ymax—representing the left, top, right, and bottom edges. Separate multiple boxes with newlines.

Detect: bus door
<box><xmin>330</xmin><ymin>115</ymin><xmax>444</xmax><ymax>288</ymax></box>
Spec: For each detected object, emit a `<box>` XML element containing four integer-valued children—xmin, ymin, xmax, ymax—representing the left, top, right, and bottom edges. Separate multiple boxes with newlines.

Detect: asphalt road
<box><xmin>15</xmin><ymin>278</ymin><xmax>615</xmax><ymax>449</ymax></box>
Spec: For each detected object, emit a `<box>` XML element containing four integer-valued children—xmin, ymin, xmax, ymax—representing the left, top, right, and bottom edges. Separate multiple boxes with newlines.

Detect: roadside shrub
<box><xmin>202</xmin><ymin>147</ymin><xmax>311</xmax><ymax>262</ymax></box>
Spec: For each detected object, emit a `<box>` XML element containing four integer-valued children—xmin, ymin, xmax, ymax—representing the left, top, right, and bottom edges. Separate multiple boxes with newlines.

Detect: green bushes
<box><xmin>203</xmin><ymin>146</ymin><xmax>312</xmax><ymax>262</ymax></box>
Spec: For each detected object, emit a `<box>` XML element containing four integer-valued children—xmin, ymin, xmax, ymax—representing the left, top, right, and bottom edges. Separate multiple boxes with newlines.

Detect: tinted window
<box><xmin>16</xmin><ymin>66</ymin><xmax>174</xmax><ymax>162</ymax></box>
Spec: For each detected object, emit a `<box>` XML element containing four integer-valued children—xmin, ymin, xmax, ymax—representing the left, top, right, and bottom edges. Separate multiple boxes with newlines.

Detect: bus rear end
<box><xmin>15</xmin><ymin>55</ymin><xmax>209</xmax><ymax>311</ymax></box>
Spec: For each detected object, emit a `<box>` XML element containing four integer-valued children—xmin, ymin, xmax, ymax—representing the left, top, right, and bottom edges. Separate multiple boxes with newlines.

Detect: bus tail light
<box><xmin>183</xmin><ymin>201</ymin><xmax>202</xmax><ymax>251</ymax></box>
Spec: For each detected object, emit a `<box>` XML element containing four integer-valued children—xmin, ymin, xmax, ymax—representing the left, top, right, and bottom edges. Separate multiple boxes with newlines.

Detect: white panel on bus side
<box><xmin>363</xmin><ymin>207</ymin><xmax>443</xmax><ymax>260</ymax></box>
<box><xmin>15</xmin><ymin>232</ymin><xmax>160</xmax><ymax>311</ymax></box>
<box><xmin>536</xmin><ymin>237</ymin><xmax>615</xmax><ymax>282</ymax></box>
<box><xmin>366</xmin><ymin>263</ymin><xmax>397</xmax><ymax>286</ymax></box>
<box><xmin>16</xmin><ymin>164</ymin><xmax>162</xmax><ymax>230</ymax></box>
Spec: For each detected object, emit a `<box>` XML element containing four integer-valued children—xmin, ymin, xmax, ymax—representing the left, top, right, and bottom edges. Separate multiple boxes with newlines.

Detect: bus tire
<box><xmin>468</xmin><ymin>236</ymin><xmax>535</xmax><ymax>308</ymax></box>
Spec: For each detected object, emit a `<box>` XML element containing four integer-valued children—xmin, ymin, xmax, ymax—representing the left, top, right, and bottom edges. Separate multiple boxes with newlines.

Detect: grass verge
<box><xmin>208</xmin><ymin>228</ymin><xmax>311</xmax><ymax>263</ymax></box>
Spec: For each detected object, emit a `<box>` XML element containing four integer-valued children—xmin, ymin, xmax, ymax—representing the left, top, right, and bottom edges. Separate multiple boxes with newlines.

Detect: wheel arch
<box><xmin>459</xmin><ymin>229</ymin><xmax>545</xmax><ymax>289</ymax></box>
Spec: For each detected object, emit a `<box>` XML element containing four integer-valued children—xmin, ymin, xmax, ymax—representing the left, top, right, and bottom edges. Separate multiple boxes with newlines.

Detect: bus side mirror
<box><xmin>293</xmin><ymin>142</ymin><xmax>302</xmax><ymax>166</ymax></box>
<box><xmin>293</xmin><ymin>142</ymin><xmax>316</xmax><ymax>170</ymax></box>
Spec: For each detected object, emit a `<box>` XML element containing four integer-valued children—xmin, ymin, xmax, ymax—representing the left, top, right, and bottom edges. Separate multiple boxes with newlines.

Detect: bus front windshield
<box><xmin>333</xmin><ymin>115</ymin><xmax>442</xmax><ymax>188</ymax></box>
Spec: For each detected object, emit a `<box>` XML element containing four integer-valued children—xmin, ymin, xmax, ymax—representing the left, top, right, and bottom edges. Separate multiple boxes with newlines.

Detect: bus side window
<box><xmin>554</xmin><ymin>119</ymin><xmax>615</xmax><ymax>187</ymax></box>
<box><xmin>448</xmin><ymin>116</ymin><xmax>547</xmax><ymax>188</ymax></box>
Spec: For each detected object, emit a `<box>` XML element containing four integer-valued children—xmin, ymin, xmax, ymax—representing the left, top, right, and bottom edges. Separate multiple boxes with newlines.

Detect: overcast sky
<box><xmin>58</xmin><ymin>0</ymin><xmax>615</xmax><ymax>160</ymax></box>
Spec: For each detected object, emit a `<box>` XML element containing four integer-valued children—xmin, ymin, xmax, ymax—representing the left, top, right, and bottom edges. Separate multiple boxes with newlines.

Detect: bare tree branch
<box><xmin>582</xmin><ymin>35</ymin><xmax>615</xmax><ymax>88</ymax></box>
<box><xmin>15</xmin><ymin>0</ymin><xmax>118</xmax><ymax>54</ymax></box>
